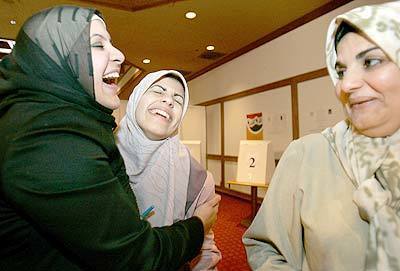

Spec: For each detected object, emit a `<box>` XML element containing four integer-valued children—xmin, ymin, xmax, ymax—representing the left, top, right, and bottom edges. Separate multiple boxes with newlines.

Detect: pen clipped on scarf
<box><xmin>141</xmin><ymin>205</ymin><xmax>155</xmax><ymax>220</ymax></box>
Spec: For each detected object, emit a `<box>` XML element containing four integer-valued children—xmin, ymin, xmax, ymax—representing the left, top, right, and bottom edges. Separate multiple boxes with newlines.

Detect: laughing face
<box><xmin>335</xmin><ymin>32</ymin><xmax>400</xmax><ymax>137</ymax></box>
<box><xmin>135</xmin><ymin>76</ymin><xmax>185</xmax><ymax>140</ymax></box>
<box><xmin>90</xmin><ymin>18</ymin><xmax>125</xmax><ymax>110</ymax></box>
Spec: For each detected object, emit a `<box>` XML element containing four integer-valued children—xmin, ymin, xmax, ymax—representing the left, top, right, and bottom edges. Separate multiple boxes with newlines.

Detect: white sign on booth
<box><xmin>236</xmin><ymin>140</ymin><xmax>275</xmax><ymax>185</ymax></box>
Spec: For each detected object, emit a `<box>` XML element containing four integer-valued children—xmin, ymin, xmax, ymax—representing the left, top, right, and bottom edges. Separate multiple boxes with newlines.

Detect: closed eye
<box><xmin>150</xmin><ymin>85</ymin><xmax>165</xmax><ymax>94</ymax></box>
<box><xmin>174</xmin><ymin>95</ymin><xmax>183</xmax><ymax>105</ymax></box>
<box><xmin>91</xmin><ymin>42</ymin><xmax>104</xmax><ymax>49</ymax></box>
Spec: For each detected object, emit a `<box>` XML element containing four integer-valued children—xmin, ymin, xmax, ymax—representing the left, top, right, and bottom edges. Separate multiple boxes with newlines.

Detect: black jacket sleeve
<box><xmin>2</xmin><ymin>117</ymin><xmax>203</xmax><ymax>270</ymax></box>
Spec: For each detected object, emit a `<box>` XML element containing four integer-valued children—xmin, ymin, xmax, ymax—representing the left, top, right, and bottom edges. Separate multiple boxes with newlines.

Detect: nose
<box><xmin>339</xmin><ymin>67</ymin><xmax>363</xmax><ymax>94</ymax></box>
<box><xmin>111</xmin><ymin>45</ymin><xmax>125</xmax><ymax>64</ymax></box>
<box><xmin>162</xmin><ymin>93</ymin><xmax>174</xmax><ymax>107</ymax></box>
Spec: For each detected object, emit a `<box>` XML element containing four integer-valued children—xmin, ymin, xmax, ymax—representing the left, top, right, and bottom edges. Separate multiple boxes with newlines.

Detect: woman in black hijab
<box><xmin>0</xmin><ymin>5</ymin><xmax>220</xmax><ymax>270</ymax></box>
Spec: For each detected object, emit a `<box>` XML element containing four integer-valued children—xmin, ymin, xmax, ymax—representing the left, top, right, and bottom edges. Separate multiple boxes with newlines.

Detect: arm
<box><xmin>242</xmin><ymin>140</ymin><xmax>305</xmax><ymax>270</ymax></box>
<box><xmin>2</xmin><ymin>120</ymin><xmax>203</xmax><ymax>270</ymax></box>
<box><xmin>190</xmin><ymin>172</ymin><xmax>222</xmax><ymax>271</ymax></box>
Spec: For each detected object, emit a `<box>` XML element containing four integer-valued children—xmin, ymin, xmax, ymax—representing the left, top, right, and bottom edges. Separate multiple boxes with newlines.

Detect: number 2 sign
<box><xmin>249</xmin><ymin>157</ymin><xmax>256</xmax><ymax>168</ymax></box>
<box><xmin>236</xmin><ymin>140</ymin><xmax>275</xmax><ymax>185</ymax></box>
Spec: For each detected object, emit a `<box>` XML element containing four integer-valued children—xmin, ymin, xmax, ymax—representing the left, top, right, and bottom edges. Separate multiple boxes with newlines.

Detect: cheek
<box><xmin>170</xmin><ymin>108</ymin><xmax>183</xmax><ymax>130</ymax></box>
<box><xmin>135</xmin><ymin>104</ymin><xmax>145</xmax><ymax>124</ymax></box>
<box><xmin>175</xmin><ymin>107</ymin><xmax>183</xmax><ymax>121</ymax></box>
<box><xmin>367</xmin><ymin>65</ymin><xmax>400</xmax><ymax>97</ymax></box>
<box><xmin>91</xmin><ymin>54</ymin><xmax>108</xmax><ymax>80</ymax></box>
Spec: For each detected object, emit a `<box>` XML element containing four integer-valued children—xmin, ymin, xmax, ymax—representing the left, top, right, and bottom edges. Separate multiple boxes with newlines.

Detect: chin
<box><xmin>110</xmin><ymin>102</ymin><xmax>120</xmax><ymax>110</ymax></box>
<box><xmin>353</xmin><ymin>122</ymin><xmax>397</xmax><ymax>138</ymax></box>
<box><xmin>146</xmin><ymin>129</ymin><xmax>168</xmax><ymax>141</ymax></box>
<box><xmin>147</xmin><ymin>134</ymin><xmax>167</xmax><ymax>141</ymax></box>
<box><xmin>104</xmin><ymin>98</ymin><xmax>121</xmax><ymax>111</ymax></box>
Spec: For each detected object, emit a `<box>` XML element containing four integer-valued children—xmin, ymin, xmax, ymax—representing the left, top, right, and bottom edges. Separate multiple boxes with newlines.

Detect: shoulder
<box><xmin>275</xmin><ymin>133</ymin><xmax>334</xmax><ymax>184</ymax></box>
<box><xmin>285</xmin><ymin>133</ymin><xmax>331</xmax><ymax>159</ymax></box>
<box><xmin>14</xmin><ymin>105</ymin><xmax>112</xmax><ymax>148</ymax></box>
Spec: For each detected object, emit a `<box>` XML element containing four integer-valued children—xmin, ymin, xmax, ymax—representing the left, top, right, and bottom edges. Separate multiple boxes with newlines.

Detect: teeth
<box><xmin>150</xmin><ymin>109</ymin><xmax>170</xmax><ymax>120</ymax></box>
<box><xmin>103</xmin><ymin>72</ymin><xmax>120</xmax><ymax>79</ymax></box>
<box><xmin>102</xmin><ymin>72</ymin><xmax>120</xmax><ymax>85</ymax></box>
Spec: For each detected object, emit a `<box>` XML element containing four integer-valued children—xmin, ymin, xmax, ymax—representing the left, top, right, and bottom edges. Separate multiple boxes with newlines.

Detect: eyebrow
<box><xmin>335</xmin><ymin>46</ymin><xmax>380</xmax><ymax>69</ymax></box>
<box><xmin>356</xmin><ymin>46</ymin><xmax>380</xmax><ymax>59</ymax></box>
<box><xmin>90</xmin><ymin>33</ymin><xmax>111</xmax><ymax>42</ymax></box>
<box><xmin>152</xmin><ymin>84</ymin><xmax>184</xmax><ymax>100</ymax></box>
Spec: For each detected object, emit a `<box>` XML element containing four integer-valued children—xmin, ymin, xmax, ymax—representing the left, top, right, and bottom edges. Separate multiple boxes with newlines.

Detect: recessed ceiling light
<box><xmin>206</xmin><ymin>45</ymin><xmax>215</xmax><ymax>51</ymax></box>
<box><xmin>185</xmin><ymin>11</ymin><xmax>197</xmax><ymax>19</ymax></box>
<box><xmin>10</xmin><ymin>19</ymin><xmax>16</xmax><ymax>25</ymax></box>
<box><xmin>142</xmin><ymin>58</ymin><xmax>151</xmax><ymax>64</ymax></box>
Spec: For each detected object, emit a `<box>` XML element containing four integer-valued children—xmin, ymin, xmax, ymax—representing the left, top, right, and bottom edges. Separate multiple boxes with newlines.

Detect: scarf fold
<box><xmin>322</xmin><ymin>121</ymin><xmax>400</xmax><ymax>270</ymax></box>
<box><xmin>116</xmin><ymin>70</ymin><xmax>191</xmax><ymax>227</ymax></box>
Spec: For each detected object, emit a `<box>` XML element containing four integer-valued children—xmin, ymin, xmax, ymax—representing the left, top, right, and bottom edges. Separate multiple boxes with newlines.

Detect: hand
<box><xmin>194</xmin><ymin>194</ymin><xmax>221</xmax><ymax>234</ymax></box>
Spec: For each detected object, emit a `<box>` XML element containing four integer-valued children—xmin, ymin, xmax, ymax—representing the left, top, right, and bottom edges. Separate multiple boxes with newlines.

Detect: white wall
<box><xmin>185</xmin><ymin>0</ymin><xmax>387</xmax><ymax>195</ymax></box>
<box><xmin>179</xmin><ymin>105</ymin><xmax>207</xmax><ymax>166</ymax></box>
<box><xmin>188</xmin><ymin>0</ymin><xmax>386</xmax><ymax>105</ymax></box>
<box><xmin>298</xmin><ymin>76</ymin><xmax>345</xmax><ymax>136</ymax></box>
<box><xmin>224</xmin><ymin>86</ymin><xmax>292</xmax><ymax>156</ymax></box>
<box><xmin>206</xmin><ymin>104</ymin><xmax>221</xmax><ymax>155</ymax></box>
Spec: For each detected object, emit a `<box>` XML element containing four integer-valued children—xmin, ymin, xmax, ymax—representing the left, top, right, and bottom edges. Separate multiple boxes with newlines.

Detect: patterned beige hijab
<box><xmin>115</xmin><ymin>70</ymin><xmax>190</xmax><ymax>227</ymax></box>
<box><xmin>323</xmin><ymin>2</ymin><xmax>400</xmax><ymax>270</ymax></box>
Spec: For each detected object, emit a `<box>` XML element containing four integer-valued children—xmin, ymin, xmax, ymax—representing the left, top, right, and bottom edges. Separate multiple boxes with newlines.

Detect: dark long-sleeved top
<box><xmin>0</xmin><ymin>102</ymin><xmax>203</xmax><ymax>270</ymax></box>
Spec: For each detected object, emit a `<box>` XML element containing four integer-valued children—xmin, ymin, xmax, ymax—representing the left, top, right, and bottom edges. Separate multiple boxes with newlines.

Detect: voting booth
<box><xmin>236</xmin><ymin>140</ymin><xmax>275</xmax><ymax>185</ymax></box>
<box><xmin>228</xmin><ymin>140</ymin><xmax>275</xmax><ymax>226</ymax></box>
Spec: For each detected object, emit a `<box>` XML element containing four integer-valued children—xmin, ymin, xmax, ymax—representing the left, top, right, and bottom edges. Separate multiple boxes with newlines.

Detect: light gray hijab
<box><xmin>115</xmin><ymin>70</ymin><xmax>190</xmax><ymax>226</ymax></box>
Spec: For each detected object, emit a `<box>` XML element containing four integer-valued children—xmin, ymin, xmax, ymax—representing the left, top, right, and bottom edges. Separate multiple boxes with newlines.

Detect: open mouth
<box><xmin>149</xmin><ymin>108</ymin><xmax>171</xmax><ymax>121</ymax></box>
<box><xmin>102</xmin><ymin>72</ymin><xmax>119</xmax><ymax>85</ymax></box>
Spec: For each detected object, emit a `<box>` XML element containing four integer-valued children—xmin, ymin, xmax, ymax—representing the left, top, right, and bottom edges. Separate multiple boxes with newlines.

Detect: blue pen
<box><xmin>141</xmin><ymin>205</ymin><xmax>155</xmax><ymax>220</ymax></box>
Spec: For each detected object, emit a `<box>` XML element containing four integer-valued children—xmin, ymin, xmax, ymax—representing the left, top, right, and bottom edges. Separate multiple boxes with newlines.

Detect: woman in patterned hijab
<box><xmin>244</xmin><ymin>2</ymin><xmax>400</xmax><ymax>270</ymax></box>
<box><xmin>324</xmin><ymin>2</ymin><xmax>400</xmax><ymax>270</ymax></box>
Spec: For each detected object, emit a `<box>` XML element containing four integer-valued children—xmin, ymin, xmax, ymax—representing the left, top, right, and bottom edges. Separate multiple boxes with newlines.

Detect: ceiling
<box><xmin>0</xmin><ymin>0</ymin><xmax>352</xmax><ymax>99</ymax></box>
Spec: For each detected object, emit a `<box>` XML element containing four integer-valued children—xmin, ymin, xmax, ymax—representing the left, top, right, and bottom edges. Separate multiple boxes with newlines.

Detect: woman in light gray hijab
<box><xmin>116</xmin><ymin>70</ymin><xmax>221</xmax><ymax>270</ymax></box>
<box><xmin>243</xmin><ymin>1</ymin><xmax>400</xmax><ymax>270</ymax></box>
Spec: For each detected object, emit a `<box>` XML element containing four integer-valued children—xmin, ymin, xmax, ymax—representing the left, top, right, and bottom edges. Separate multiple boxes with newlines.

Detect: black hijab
<box><xmin>0</xmin><ymin>5</ymin><xmax>115</xmax><ymax>125</ymax></box>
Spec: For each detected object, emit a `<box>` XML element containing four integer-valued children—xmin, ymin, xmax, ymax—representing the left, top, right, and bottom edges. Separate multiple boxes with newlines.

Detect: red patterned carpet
<box><xmin>214</xmin><ymin>194</ymin><xmax>251</xmax><ymax>271</ymax></box>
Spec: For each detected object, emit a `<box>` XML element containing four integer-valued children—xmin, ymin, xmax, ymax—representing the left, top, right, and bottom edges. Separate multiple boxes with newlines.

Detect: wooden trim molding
<box><xmin>207</xmin><ymin>154</ymin><xmax>238</xmax><ymax>162</ymax></box>
<box><xmin>186</xmin><ymin>0</ymin><xmax>352</xmax><ymax>81</ymax></box>
<box><xmin>291</xmin><ymin>82</ymin><xmax>299</xmax><ymax>140</ymax></box>
<box><xmin>119</xmin><ymin>71</ymin><xmax>146</xmax><ymax>100</ymax></box>
<box><xmin>224</xmin><ymin>155</ymin><xmax>238</xmax><ymax>162</ymax></box>
<box><xmin>207</xmin><ymin>154</ymin><xmax>222</xmax><ymax>160</ymax></box>
<box><xmin>197</xmin><ymin>79</ymin><xmax>289</xmax><ymax>106</ymax></box>
<box><xmin>220</xmin><ymin>102</ymin><xmax>225</xmax><ymax>187</ymax></box>
<box><xmin>197</xmin><ymin>68</ymin><xmax>328</xmax><ymax>107</ymax></box>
